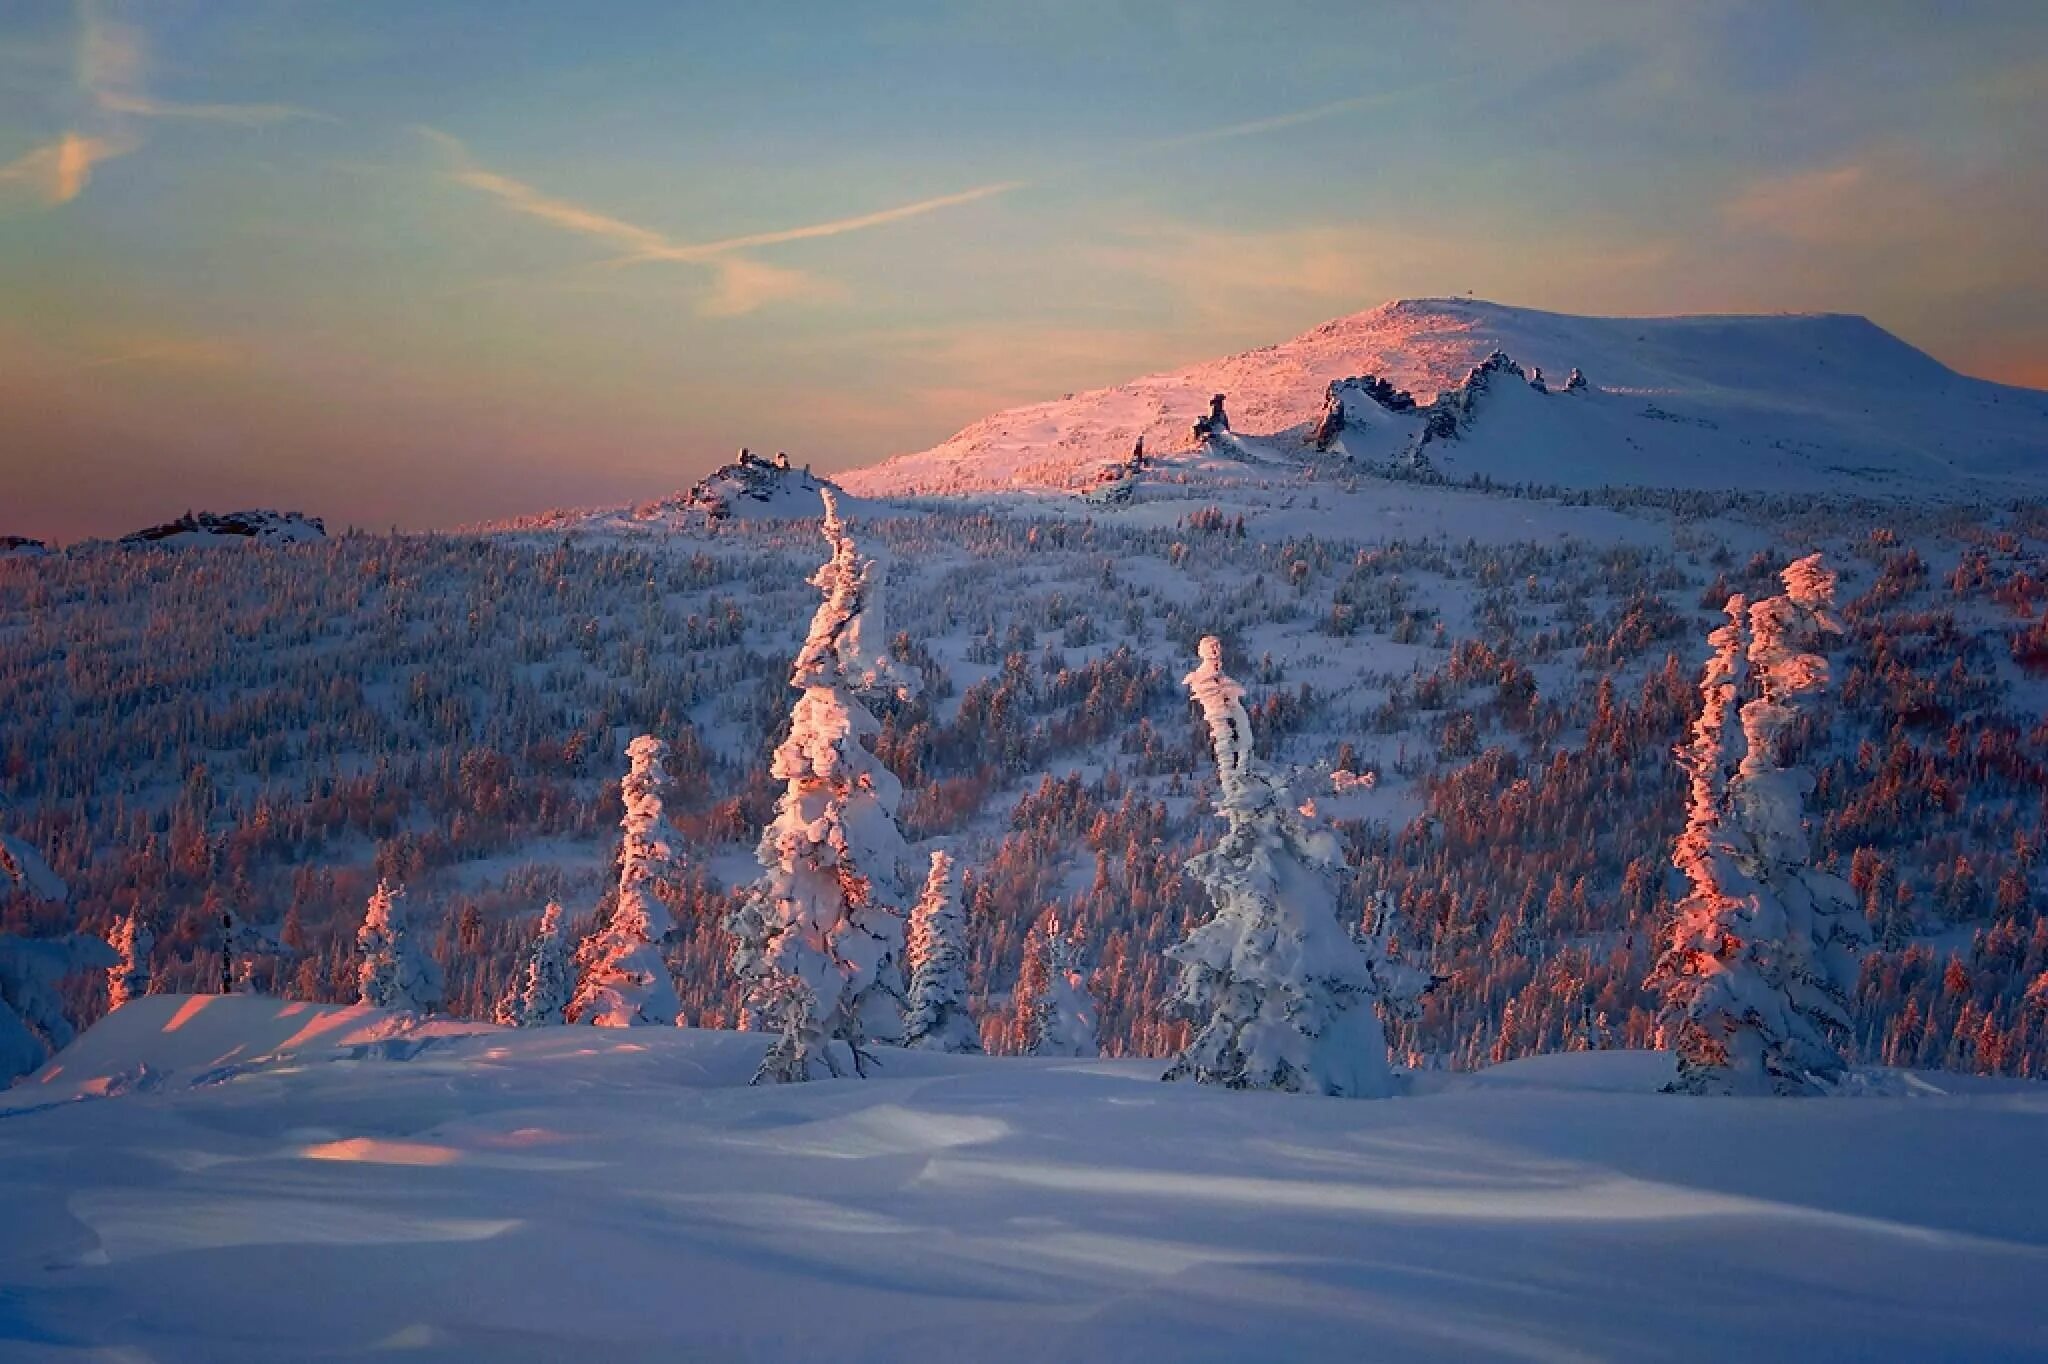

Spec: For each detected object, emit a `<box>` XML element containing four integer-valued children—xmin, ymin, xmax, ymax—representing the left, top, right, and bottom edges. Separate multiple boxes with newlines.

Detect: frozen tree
<box><xmin>1649</xmin><ymin>555</ymin><xmax>1869</xmax><ymax>1095</ymax></box>
<box><xmin>498</xmin><ymin>902</ymin><xmax>573</xmax><ymax>1027</ymax></box>
<box><xmin>1</xmin><ymin>933</ymin><xmax>116</xmax><ymax>1086</ymax></box>
<box><xmin>903</xmin><ymin>851</ymin><xmax>979</xmax><ymax>1052</ymax></box>
<box><xmin>105</xmin><ymin>911</ymin><xmax>154</xmax><ymax>1010</ymax></box>
<box><xmin>1165</xmin><ymin>636</ymin><xmax>1417</xmax><ymax>1098</ymax></box>
<box><xmin>571</xmin><ymin>735</ymin><xmax>684</xmax><ymax>1027</ymax></box>
<box><xmin>1017</xmin><ymin>910</ymin><xmax>1099</xmax><ymax>1058</ymax></box>
<box><xmin>727</xmin><ymin>490</ymin><xmax>912</xmax><ymax>1083</ymax></box>
<box><xmin>356</xmin><ymin>880</ymin><xmax>444</xmax><ymax>1014</ymax></box>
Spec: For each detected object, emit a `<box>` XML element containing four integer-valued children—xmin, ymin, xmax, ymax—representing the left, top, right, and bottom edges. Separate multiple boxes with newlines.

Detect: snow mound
<box><xmin>4</xmin><ymin>1011</ymin><xmax>2045</xmax><ymax>1361</ymax></box>
<box><xmin>117</xmin><ymin>509</ymin><xmax>327</xmax><ymax>547</ymax></box>
<box><xmin>838</xmin><ymin>297</ymin><xmax>2048</xmax><ymax>499</ymax></box>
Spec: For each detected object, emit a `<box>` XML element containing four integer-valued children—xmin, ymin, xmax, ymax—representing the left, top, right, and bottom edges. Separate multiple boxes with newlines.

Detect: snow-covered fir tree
<box><xmin>1165</xmin><ymin>636</ymin><xmax>1423</xmax><ymax>1098</ymax></box>
<box><xmin>356</xmin><ymin>879</ymin><xmax>444</xmax><ymax>1014</ymax></box>
<box><xmin>903</xmin><ymin>850</ymin><xmax>979</xmax><ymax>1052</ymax></box>
<box><xmin>1016</xmin><ymin>910</ymin><xmax>1099</xmax><ymax>1058</ymax></box>
<box><xmin>1649</xmin><ymin>555</ymin><xmax>1870</xmax><ymax>1095</ymax></box>
<box><xmin>498</xmin><ymin>902</ymin><xmax>573</xmax><ymax>1027</ymax></box>
<box><xmin>570</xmin><ymin>735</ymin><xmax>684</xmax><ymax>1027</ymax></box>
<box><xmin>105</xmin><ymin>911</ymin><xmax>153</xmax><ymax>1010</ymax></box>
<box><xmin>727</xmin><ymin>490</ymin><xmax>912</xmax><ymax>1083</ymax></box>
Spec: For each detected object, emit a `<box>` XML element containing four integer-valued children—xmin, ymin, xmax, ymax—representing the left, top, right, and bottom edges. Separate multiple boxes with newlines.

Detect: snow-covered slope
<box><xmin>838</xmin><ymin>298</ymin><xmax>2048</xmax><ymax>499</ymax></box>
<box><xmin>4</xmin><ymin>995</ymin><xmax>2044</xmax><ymax>1362</ymax></box>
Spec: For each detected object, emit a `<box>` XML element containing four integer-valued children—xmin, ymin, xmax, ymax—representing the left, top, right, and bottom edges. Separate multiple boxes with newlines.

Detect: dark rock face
<box><xmin>1191</xmin><ymin>393</ymin><xmax>1231</xmax><ymax>443</ymax></box>
<box><xmin>1310</xmin><ymin>374</ymin><xmax>1418</xmax><ymax>451</ymax></box>
<box><xmin>1565</xmin><ymin>367</ymin><xmax>1589</xmax><ymax>393</ymax></box>
<box><xmin>119</xmin><ymin>511</ymin><xmax>326</xmax><ymax>545</ymax></box>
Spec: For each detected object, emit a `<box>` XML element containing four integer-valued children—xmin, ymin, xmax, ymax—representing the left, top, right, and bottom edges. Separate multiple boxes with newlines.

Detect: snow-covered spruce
<box><xmin>355</xmin><ymin>880</ymin><xmax>444</xmax><ymax>1014</ymax></box>
<box><xmin>903</xmin><ymin>850</ymin><xmax>980</xmax><ymax>1053</ymax></box>
<box><xmin>1016</xmin><ymin>910</ymin><xmax>1100</xmax><ymax>1059</ymax></box>
<box><xmin>1649</xmin><ymin>555</ymin><xmax>1869</xmax><ymax>1096</ymax></box>
<box><xmin>497</xmin><ymin>902</ymin><xmax>572</xmax><ymax>1027</ymax></box>
<box><xmin>106</xmin><ymin>911</ymin><xmax>154</xmax><ymax>1010</ymax></box>
<box><xmin>1165</xmin><ymin>636</ymin><xmax>1427</xmax><ymax>1098</ymax></box>
<box><xmin>1</xmin><ymin>932</ymin><xmax>116</xmax><ymax>1085</ymax></box>
<box><xmin>726</xmin><ymin>490</ymin><xmax>913</xmax><ymax>1083</ymax></box>
<box><xmin>570</xmin><ymin>735</ymin><xmax>684</xmax><ymax>1027</ymax></box>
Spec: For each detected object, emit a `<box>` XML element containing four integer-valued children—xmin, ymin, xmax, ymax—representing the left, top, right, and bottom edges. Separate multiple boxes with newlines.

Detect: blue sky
<box><xmin>2</xmin><ymin>1</ymin><xmax>2043</xmax><ymax>538</ymax></box>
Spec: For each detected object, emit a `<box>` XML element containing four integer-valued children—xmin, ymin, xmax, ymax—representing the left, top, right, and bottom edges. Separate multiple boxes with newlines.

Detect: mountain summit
<box><xmin>838</xmin><ymin>298</ymin><xmax>2048</xmax><ymax>500</ymax></box>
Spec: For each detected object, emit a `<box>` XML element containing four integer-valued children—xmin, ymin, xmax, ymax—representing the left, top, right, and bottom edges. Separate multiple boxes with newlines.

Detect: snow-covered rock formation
<box><xmin>685</xmin><ymin>448</ymin><xmax>838</xmax><ymax>521</ymax></box>
<box><xmin>118</xmin><ymin>510</ymin><xmax>326</xmax><ymax>547</ymax></box>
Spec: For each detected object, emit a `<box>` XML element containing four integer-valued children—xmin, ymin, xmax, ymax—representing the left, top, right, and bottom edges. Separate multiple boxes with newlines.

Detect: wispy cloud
<box><xmin>423</xmin><ymin>127</ymin><xmax>1015</xmax><ymax>315</ymax></box>
<box><xmin>79</xmin><ymin>2</ymin><xmax>325</xmax><ymax>126</ymax></box>
<box><xmin>0</xmin><ymin>130</ymin><xmax>129</xmax><ymax>206</ymax></box>
<box><xmin>1141</xmin><ymin>94</ymin><xmax>1390</xmax><ymax>152</ymax></box>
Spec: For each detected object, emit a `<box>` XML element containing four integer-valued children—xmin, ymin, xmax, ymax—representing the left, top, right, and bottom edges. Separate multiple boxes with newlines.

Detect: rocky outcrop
<box><xmin>1191</xmin><ymin>393</ymin><xmax>1231</xmax><ymax>444</ymax></box>
<box><xmin>685</xmin><ymin>449</ymin><xmax>834</xmax><ymax>521</ymax></box>
<box><xmin>119</xmin><ymin>511</ymin><xmax>326</xmax><ymax>546</ymax></box>
<box><xmin>0</xmin><ymin>536</ymin><xmax>50</xmax><ymax>558</ymax></box>
<box><xmin>1309</xmin><ymin>374</ymin><xmax>1417</xmax><ymax>451</ymax></box>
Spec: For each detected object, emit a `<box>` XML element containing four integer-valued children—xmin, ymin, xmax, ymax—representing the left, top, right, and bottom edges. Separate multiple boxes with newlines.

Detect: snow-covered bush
<box><xmin>1017</xmin><ymin>910</ymin><xmax>1099</xmax><ymax>1058</ymax></box>
<box><xmin>570</xmin><ymin>735</ymin><xmax>684</xmax><ymax>1027</ymax></box>
<box><xmin>498</xmin><ymin>902</ymin><xmax>572</xmax><ymax>1027</ymax></box>
<box><xmin>1165</xmin><ymin>636</ymin><xmax>1422</xmax><ymax>1098</ymax></box>
<box><xmin>1649</xmin><ymin>555</ymin><xmax>1869</xmax><ymax>1095</ymax></box>
<box><xmin>1</xmin><ymin>933</ymin><xmax>116</xmax><ymax>1085</ymax></box>
<box><xmin>356</xmin><ymin>880</ymin><xmax>444</xmax><ymax>1014</ymax></box>
<box><xmin>728</xmin><ymin>491</ymin><xmax>912</xmax><ymax>1082</ymax></box>
<box><xmin>105</xmin><ymin>911</ymin><xmax>154</xmax><ymax>1010</ymax></box>
<box><xmin>903</xmin><ymin>850</ymin><xmax>979</xmax><ymax>1052</ymax></box>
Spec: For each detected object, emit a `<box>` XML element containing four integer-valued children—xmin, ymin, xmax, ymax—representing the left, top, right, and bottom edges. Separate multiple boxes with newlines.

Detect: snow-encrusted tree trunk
<box><xmin>2</xmin><ymin>933</ymin><xmax>116</xmax><ymax>1086</ymax></box>
<box><xmin>105</xmin><ymin>911</ymin><xmax>154</xmax><ymax>1010</ymax></box>
<box><xmin>356</xmin><ymin>880</ymin><xmax>444</xmax><ymax>1014</ymax></box>
<box><xmin>1165</xmin><ymin>637</ymin><xmax>1422</xmax><ymax>1098</ymax></box>
<box><xmin>903</xmin><ymin>851</ymin><xmax>980</xmax><ymax>1052</ymax></box>
<box><xmin>498</xmin><ymin>902</ymin><xmax>573</xmax><ymax>1027</ymax></box>
<box><xmin>1649</xmin><ymin>555</ymin><xmax>1869</xmax><ymax>1096</ymax></box>
<box><xmin>1018</xmin><ymin>910</ymin><xmax>1099</xmax><ymax>1058</ymax></box>
<box><xmin>727</xmin><ymin>491</ymin><xmax>913</xmax><ymax>1083</ymax></box>
<box><xmin>570</xmin><ymin>735</ymin><xmax>683</xmax><ymax>1027</ymax></box>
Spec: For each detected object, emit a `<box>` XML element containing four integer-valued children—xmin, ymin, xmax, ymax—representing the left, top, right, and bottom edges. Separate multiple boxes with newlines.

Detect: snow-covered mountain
<box><xmin>838</xmin><ymin>298</ymin><xmax>2048</xmax><ymax>500</ymax></box>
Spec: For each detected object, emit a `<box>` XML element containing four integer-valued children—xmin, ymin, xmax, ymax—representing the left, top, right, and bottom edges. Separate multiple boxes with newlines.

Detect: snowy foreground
<box><xmin>4</xmin><ymin>998</ymin><xmax>2046</xmax><ymax>1363</ymax></box>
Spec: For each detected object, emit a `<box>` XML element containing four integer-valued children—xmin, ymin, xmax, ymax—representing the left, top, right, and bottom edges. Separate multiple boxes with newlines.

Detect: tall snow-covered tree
<box><xmin>1165</xmin><ymin>636</ymin><xmax>1423</xmax><ymax>1098</ymax></box>
<box><xmin>105</xmin><ymin>911</ymin><xmax>154</xmax><ymax>1010</ymax></box>
<box><xmin>903</xmin><ymin>850</ymin><xmax>979</xmax><ymax>1053</ymax></box>
<box><xmin>571</xmin><ymin>735</ymin><xmax>684</xmax><ymax>1027</ymax></box>
<box><xmin>727</xmin><ymin>490</ymin><xmax>912</xmax><ymax>1083</ymax></box>
<box><xmin>356</xmin><ymin>880</ymin><xmax>444</xmax><ymax>1014</ymax></box>
<box><xmin>1017</xmin><ymin>910</ymin><xmax>1099</xmax><ymax>1058</ymax></box>
<box><xmin>1649</xmin><ymin>555</ymin><xmax>1869</xmax><ymax>1096</ymax></box>
<box><xmin>498</xmin><ymin>902</ymin><xmax>573</xmax><ymax>1027</ymax></box>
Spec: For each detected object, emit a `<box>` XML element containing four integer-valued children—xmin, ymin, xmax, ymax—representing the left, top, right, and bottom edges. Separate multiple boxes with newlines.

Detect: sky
<box><xmin>2</xmin><ymin>1</ymin><xmax>2044</xmax><ymax>541</ymax></box>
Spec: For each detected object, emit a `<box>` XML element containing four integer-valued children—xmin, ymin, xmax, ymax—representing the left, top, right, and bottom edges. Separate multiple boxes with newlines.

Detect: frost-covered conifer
<box><xmin>1650</xmin><ymin>555</ymin><xmax>1869</xmax><ymax>1095</ymax></box>
<box><xmin>1018</xmin><ymin>910</ymin><xmax>1099</xmax><ymax>1058</ymax></box>
<box><xmin>571</xmin><ymin>736</ymin><xmax>684</xmax><ymax>1027</ymax></box>
<box><xmin>1165</xmin><ymin>636</ymin><xmax>1419</xmax><ymax>1098</ymax></box>
<box><xmin>498</xmin><ymin>902</ymin><xmax>573</xmax><ymax>1027</ymax></box>
<box><xmin>727</xmin><ymin>491</ymin><xmax>912</xmax><ymax>1083</ymax></box>
<box><xmin>356</xmin><ymin>880</ymin><xmax>444</xmax><ymax>1014</ymax></box>
<box><xmin>903</xmin><ymin>851</ymin><xmax>979</xmax><ymax>1052</ymax></box>
<box><xmin>106</xmin><ymin>911</ymin><xmax>154</xmax><ymax>1010</ymax></box>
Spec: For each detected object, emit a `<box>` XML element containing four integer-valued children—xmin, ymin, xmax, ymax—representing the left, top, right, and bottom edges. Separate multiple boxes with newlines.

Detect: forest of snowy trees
<box><xmin>3</xmin><ymin>492</ymin><xmax>2047</xmax><ymax>1088</ymax></box>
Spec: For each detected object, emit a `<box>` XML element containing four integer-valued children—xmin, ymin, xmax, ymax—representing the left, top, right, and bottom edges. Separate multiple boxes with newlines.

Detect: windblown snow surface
<box><xmin>4</xmin><ymin>996</ymin><xmax>2044</xmax><ymax>1362</ymax></box>
<box><xmin>837</xmin><ymin>298</ymin><xmax>2048</xmax><ymax>498</ymax></box>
